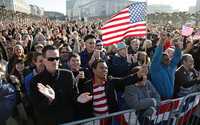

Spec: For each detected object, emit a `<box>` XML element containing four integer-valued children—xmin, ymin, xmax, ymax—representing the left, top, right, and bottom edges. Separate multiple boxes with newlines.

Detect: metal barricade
<box><xmin>174</xmin><ymin>92</ymin><xmax>200</xmax><ymax>125</ymax></box>
<box><xmin>148</xmin><ymin>97</ymin><xmax>184</xmax><ymax>125</ymax></box>
<box><xmin>61</xmin><ymin>109</ymin><xmax>137</xmax><ymax>125</ymax></box>
<box><xmin>61</xmin><ymin>92</ymin><xmax>200</xmax><ymax>125</ymax></box>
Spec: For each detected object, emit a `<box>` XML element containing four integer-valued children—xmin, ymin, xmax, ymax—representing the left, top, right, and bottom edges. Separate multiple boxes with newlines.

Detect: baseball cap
<box><xmin>96</xmin><ymin>39</ymin><xmax>103</xmax><ymax>46</ymax></box>
<box><xmin>116</xmin><ymin>42</ymin><xmax>127</xmax><ymax>50</ymax></box>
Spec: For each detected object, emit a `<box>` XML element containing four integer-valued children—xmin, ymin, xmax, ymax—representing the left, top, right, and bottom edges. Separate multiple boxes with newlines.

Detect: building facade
<box><xmin>196</xmin><ymin>0</ymin><xmax>200</xmax><ymax>12</ymax></box>
<box><xmin>66</xmin><ymin>0</ymin><xmax>131</xmax><ymax>19</ymax></box>
<box><xmin>66</xmin><ymin>0</ymin><xmax>77</xmax><ymax>19</ymax></box>
<box><xmin>30</xmin><ymin>4</ymin><xmax>44</xmax><ymax>16</ymax></box>
<box><xmin>0</xmin><ymin>0</ymin><xmax>30</xmax><ymax>14</ymax></box>
<box><xmin>189</xmin><ymin>6</ymin><xmax>196</xmax><ymax>13</ymax></box>
<box><xmin>148</xmin><ymin>4</ymin><xmax>173</xmax><ymax>14</ymax></box>
<box><xmin>44</xmin><ymin>11</ymin><xmax>65</xmax><ymax>20</ymax></box>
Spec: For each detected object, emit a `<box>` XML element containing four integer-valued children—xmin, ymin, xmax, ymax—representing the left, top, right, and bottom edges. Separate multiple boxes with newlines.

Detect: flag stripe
<box><xmin>103</xmin><ymin>33</ymin><xmax>146</xmax><ymax>44</ymax></box>
<box><xmin>103</xmin><ymin>31</ymin><xmax>146</xmax><ymax>41</ymax></box>
<box><xmin>110</xmin><ymin>13</ymin><xmax>130</xmax><ymax>21</ymax></box>
<box><xmin>104</xmin><ymin>17</ymin><xmax>130</xmax><ymax>28</ymax></box>
<box><xmin>104</xmin><ymin>11</ymin><xmax>129</xmax><ymax>25</ymax></box>
<box><xmin>101</xmin><ymin>22</ymin><xmax>130</xmax><ymax>30</ymax></box>
<box><xmin>102</xmin><ymin>22</ymin><xmax>146</xmax><ymax>34</ymax></box>
<box><xmin>107</xmin><ymin>16</ymin><xmax>130</xmax><ymax>24</ymax></box>
<box><xmin>108</xmin><ymin>8</ymin><xmax>129</xmax><ymax>20</ymax></box>
<box><xmin>102</xmin><ymin>34</ymin><xmax>146</xmax><ymax>46</ymax></box>
<box><xmin>103</xmin><ymin>28</ymin><xmax>146</xmax><ymax>40</ymax></box>
<box><xmin>101</xmin><ymin>2</ymin><xmax>147</xmax><ymax>46</ymax></box>
<box><xmin>102</xmin><ymin>25</ymin><xmax>146</xmax><ymax>36</ymax></box>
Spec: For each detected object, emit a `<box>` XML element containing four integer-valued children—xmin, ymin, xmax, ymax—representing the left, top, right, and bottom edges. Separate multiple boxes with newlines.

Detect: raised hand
<box><xmin>174</xmin><ymin>39</ymin><xmax>183</xmax><ymax>49</ymax></box>
<box><xmin>76</xmin><ymin>71</ymin><xmax>85</xmax><ymax>80</ymax></box>
<box><xmin>159</xmin><ymin>32</ymin><xmax>168</xmax><ymax>44</ymax></box>
<box><xmin>9</xmin><ymin>75</ymin><xmax>20</xmax><ymax>84</ymax></box>
<box><xmin>94</xmin><ymin>50</ymin><xmax>101</xmax><ymax>60</ymax></box>
<box><xmin>37</xmin><ymin>83</ymin><xmax>55</xmax><ymax>103</ymax></box>
<box><xmin>127</xmin><ymin>54</ymin><xmax>133</xmax><ymax>64</ymax></box>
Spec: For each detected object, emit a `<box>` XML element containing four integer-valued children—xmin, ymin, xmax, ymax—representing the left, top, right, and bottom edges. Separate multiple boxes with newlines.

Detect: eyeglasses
<box><xmin>47</xmin><ymin>57</ymin><xmax>60</xmax><ymax>62</ymax></box>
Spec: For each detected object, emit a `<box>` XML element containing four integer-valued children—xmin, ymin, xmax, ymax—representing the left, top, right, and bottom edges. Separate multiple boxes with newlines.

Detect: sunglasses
<box><xmin>47</xmin><ymin>57</ymin><xmax>60</xmax><ymax>62</ymax></box>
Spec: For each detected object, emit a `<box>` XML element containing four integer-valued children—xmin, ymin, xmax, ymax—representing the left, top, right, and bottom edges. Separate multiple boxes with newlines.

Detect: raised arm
<box><xmin>151</xmin><ymin>33</ymin><xmax>166</xmax><ymax>71</ymax></box>
<box><xmin>170</xmin><ymin>41</ymin><xmax>182</xmax><ymax>68</ymax></box>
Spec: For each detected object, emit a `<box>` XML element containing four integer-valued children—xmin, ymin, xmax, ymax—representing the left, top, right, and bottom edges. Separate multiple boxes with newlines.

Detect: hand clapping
<box><xmin>37</xmin><ymin>83</ymin><xmax>55</xmax><ymax>103</ymax></box>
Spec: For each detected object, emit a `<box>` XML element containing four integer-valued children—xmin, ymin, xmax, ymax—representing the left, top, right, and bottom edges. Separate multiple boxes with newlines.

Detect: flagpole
<box><xmin>144</xmin><ymin>0</ymin><xmax>148</xmax><ymax>65</ymax></box>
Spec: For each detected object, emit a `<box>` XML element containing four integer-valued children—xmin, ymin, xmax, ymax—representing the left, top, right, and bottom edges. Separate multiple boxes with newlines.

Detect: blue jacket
<box><xmin>24</xmin><ymin>72</ymin><xmax>34</xmax><ymax>96</ymax></box>
<box><xmin>150</xmin><ymin>44</ymin><xmax>182</xmax><ymax>99</ymax></box>
<box><xmin>0</xmin><ymin>80</ymin><xmax>16</xmax><ymax>123</ymax></box>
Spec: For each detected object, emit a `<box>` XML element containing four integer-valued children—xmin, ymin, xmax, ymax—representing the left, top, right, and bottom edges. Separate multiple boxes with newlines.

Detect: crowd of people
<box><xmin>0</xmin><ymin>19</ymin><xmax>200</xmax><ymax>125</ymax></box>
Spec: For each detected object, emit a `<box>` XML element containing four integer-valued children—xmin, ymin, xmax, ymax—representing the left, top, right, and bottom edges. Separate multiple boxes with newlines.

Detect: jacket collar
<box><xmin>42</xmin><ymin>68</ymin><xmax>59</xmax><ymax>80</ymax></box>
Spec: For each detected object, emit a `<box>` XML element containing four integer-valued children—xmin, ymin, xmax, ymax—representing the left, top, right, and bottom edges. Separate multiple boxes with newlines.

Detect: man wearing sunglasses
<box><xmin>30</xmin><ymin>45</ymin><xmax>92</xmax><ymax>125</ymax></box>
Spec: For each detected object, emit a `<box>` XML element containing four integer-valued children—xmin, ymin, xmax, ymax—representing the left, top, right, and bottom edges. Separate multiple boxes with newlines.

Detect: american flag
<box><xmin>181</xmin><ymin>25</ymin><xmax>193</xmax><ymax>36</ymax></box>
<box><xmin>101</xmin><ymin>2</ymin><xmax>147</xmax><ymax>46</ymax></box>
<box><xmin>193</xmin><ymin>30</ymin><xmax>200</xmax><ymax>40</ymax></box>
<box><xmin>148</xmin><ymin>94</ymin><xmax>200</xmax><ymax>125</ymax></box>
<box><xmin>149</xmin><ymin>97</ymin><xmax>183</xmax><ymax>125</ymax></box>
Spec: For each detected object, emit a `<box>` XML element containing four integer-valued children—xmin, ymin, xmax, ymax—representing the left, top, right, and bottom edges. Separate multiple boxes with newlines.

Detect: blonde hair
<box><xmin>107</xmin><ymin>44</ymin><xmax>117</xmax><ymax>54</ymax></box>
<box><xmin>142</xmin><ymin>40</ymin><xmax>152</xmax><ymax>50</ymax></box>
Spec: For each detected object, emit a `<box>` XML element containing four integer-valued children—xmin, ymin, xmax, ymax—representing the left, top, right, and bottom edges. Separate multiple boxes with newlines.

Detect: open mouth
<box><xmin>103</xmin><ymin>72</ymin><xmax>108</xmax><ymax>77</ymax></box>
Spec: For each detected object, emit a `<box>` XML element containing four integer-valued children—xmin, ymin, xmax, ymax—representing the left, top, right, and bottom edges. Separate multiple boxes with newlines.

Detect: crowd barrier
<box><xmin>61</xmin><ymin>92</ymin><xmax>200</xmax><ymax>125</ymax></box>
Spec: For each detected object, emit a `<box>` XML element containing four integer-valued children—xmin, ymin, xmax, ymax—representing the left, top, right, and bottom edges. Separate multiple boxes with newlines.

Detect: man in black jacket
<box><xmin>30</xmin><ymin>45</ymin><xmax>92</xmax><ymax>125</ymax></box>
<box><xmin>78</xmin><ymin>59</ymin><xmax>145</xmax><ymax>119</ymax></box>
<box><xmin>174</xmin><ymin>54</ymin><xmax>200</xmax><ymax>97</ymax></box>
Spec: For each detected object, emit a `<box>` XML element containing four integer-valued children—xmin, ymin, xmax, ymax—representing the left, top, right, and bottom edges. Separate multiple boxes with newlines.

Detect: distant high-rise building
<box><xmin>148</xmin><ymin>4</ymin><xmax>173</xmax><ymax>13</ymax></box>
<box><xmin>44</xmin><ymin>11</ymin><xmax>65</xmax><ymax>20</ymax></box>
<box><xmin>30</xmin><ymin>4</ymin><xmax>44</xmax><ymax>16</ymax></box>
<box><xmin>196</xmin><ymin>0</ymin><xmax>200</xmax><ymax>12</ymax></box>
<box><xmin>189</xmin><ymin>6</ymin><xmax>196</xmax><ymax>13</ymax></box>
<box><xmin>0</xmin><ymin>0</ymin><xmax>30</xmax><ymax>14</ymax></box>
<box><xmin>66</xmin><ymin>0</ymin><xmax>132</xmax><ymax>20</ymax></box>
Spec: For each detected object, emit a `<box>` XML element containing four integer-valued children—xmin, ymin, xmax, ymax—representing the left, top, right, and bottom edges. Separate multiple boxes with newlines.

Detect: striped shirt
<box><xmin>93</xmin><ymin>84</ymin><xmax>109</xmax><ymax>116</ymax></box>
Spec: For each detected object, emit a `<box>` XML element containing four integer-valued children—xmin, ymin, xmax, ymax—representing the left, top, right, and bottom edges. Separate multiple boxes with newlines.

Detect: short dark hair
<box><xmin>32</xmin><ymin>52</ymin><xmax>42</xmax><ymax>62</ymax></box>
<box><xmin>91</xmin><ymin>59</ymin><xmax>106</xmax><ymax>70</ymax></box>
<box><xmin>181</xmin><ymin>54</ymin><xmax>192</xmax><ymax>64</ymax></box>
<box><xmin>68</xmin><ymin>53</ymin><xmax>80</xmax><ymax>61</ymax></box>
<box><xmin>84</xmin><ymin>34</ymin><xmax>96</xmax><ymax>42</ymax></box>
<box><xmin>59</xmin><ymin>44</ymin><xmax>72</xmax><ymax>52</ymax></box>
<box><xmin>42</xmin><ymin>45</ymin><xmax>58</xmax><ymax>57</ymax></box>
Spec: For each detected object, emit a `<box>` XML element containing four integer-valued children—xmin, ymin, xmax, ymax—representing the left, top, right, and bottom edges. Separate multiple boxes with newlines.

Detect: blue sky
<box><xmin>27</xmin><ymin>0</ymin><xmax>196</xmax><ymax>15</ymax></box>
